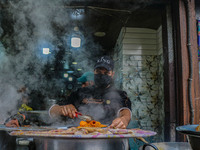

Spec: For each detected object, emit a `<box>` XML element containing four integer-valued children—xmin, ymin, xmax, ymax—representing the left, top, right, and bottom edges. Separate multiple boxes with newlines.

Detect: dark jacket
<box><xmin>59</xmin><ymin>85</ymin><xmax>131</xmax><ymax>124</ymax></box>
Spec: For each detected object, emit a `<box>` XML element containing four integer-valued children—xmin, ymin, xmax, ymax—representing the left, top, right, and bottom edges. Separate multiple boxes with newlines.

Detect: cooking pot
<box><xmin>9</xmin><ymin>126</ymin><xmax>156</xmax><ymax>150</ymax></box>
<box><xmin>34</xmin><ymin>138</ymin><xmax>129</xmax><ymax>150</ymax></box>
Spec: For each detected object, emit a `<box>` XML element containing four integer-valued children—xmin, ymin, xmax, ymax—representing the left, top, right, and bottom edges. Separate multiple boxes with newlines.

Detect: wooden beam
<box><xmin>162</xmin><ymin>4</ymin><xmax>176</xmax><ymax>142</ymax></box>
<box><xmin>0</xmin><ymin>0</ymin><xmax>170</xmax><ymax>10</ymax></box>
<box><xmin>172</xmin><ymin>0</ymin><xmax>200</xmax><ymax>141</ymax></box>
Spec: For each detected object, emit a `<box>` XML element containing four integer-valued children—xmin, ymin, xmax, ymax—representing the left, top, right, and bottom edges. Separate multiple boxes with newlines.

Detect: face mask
<box><xmin>94</xmin><ymin>74</ymin><xmax>112</xmax><ymax>88</ymax></box>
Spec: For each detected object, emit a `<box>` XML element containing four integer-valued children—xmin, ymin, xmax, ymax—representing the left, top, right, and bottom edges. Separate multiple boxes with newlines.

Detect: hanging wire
<box><xmin>184</xmin><ymin>0</ymin><xmax>194</xmax><ymax>124</ymax></box>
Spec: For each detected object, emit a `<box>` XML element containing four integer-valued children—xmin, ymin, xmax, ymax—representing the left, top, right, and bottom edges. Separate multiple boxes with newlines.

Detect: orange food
<box><xmin>90</xmin><ymin>120</ymin><xmax>98</xmax><ymax>127</ymax></box>
<box><xmin>78</xmin><ymin>120</ymin><xmax>107</xmax><ymax>128</ymax></box>
<box><xmin>100</xmin><ymin>124</ymin><xmax>107</xmax><ymax>128</ymax></box>
<box><xmin>196</xmin><ymin>124</ymin><xmax>200</xmax><ymax>131</ymax></box>
<box><xmin>22</xmin><ymin>125</ymin><xmax>31</xmax><ymax>127</ymax></box>
<box><xmin>80</xmin><ymin>121</ymin><xmax>88</xmax><ymax>127</ymax></box>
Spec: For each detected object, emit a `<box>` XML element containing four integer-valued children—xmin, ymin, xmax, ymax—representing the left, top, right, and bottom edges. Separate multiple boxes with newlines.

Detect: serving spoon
<box><xmin>75</xmin><ymin>112</ymin><xmax>93</xmax><ymax>122</ymax></box>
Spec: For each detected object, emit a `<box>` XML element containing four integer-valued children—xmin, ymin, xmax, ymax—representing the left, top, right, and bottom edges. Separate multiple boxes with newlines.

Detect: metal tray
<box><xmin>0</xmin><ymin>124</ymin><xmax>56</xmax><ymax>131</ymax></box>
<box><xmin>21</xmin><ymin>110</ymin><xmax>48</xmax><ymax>114</ymax></box>
<box><xmin>9</xmin><ymin>128</ymin><xmax>157</xmax><ymax>139</ymax></box>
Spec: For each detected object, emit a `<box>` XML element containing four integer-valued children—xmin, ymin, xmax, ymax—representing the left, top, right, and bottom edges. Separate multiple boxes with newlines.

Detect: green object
<box><xmin>19</xmin><ymin>104</ymin><xmax>33</xmax><ymax>111</ymax></box>
<box><xmin>77</xmin><ymin>72</ymin><xmax>94</xmax><ymax>83</ymax></box>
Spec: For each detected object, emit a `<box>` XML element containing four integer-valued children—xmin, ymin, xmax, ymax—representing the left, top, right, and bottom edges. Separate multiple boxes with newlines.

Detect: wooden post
<box><xmin>162</xmin><ymin>4</ymin><xmax>176</xmax><ymax>142</ymax></box>
<box><xmin>171</xmin><ymin>0</ymin><xmax>200</xmax><ymax>141</ymax></box>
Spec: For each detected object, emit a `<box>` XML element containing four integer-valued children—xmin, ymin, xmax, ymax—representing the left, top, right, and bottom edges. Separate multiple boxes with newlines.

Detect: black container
<box><xmin>187</xmin><ymin>135</ymin><xmax>200</xmax><ymax>150</ymax></box>
<box><xmin>176</xmin><ymin>124</ymin><xmax>200</xmax><ymax>150</ymax></box>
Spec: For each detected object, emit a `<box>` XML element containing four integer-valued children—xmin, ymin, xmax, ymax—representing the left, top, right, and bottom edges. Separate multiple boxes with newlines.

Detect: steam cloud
<box><xmin>0</xmin><ymin>0</ymin><xmax>102</xmax><ymax>122</ymax></box>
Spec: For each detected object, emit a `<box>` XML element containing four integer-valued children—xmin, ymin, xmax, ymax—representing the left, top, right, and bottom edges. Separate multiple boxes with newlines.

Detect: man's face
<box><xmin>94</xmin><ymin>67</ymin><xmax>114</xmax><ymax>78</ymax></box>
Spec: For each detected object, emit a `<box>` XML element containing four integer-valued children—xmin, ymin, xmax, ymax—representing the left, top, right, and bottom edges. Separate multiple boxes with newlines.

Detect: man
<box><xmin>50</xmin><ymin>56</ymin><xmax>132</xmax><ymax>128</ymax></box>
<box><xmin>5</xmin><ymin>56</ymin><xmax>132</xmax><ymax>129</ymax></box>
<box><xmin>77</xmin><ymin>71</ymin><xmax>94</xmax><ymax>88</ymax></box>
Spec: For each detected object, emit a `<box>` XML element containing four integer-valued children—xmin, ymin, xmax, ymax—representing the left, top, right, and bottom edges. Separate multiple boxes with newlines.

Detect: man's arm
<box><xmin>49</xmin><ymin>90</ymin><xmax>80</xmax><ymax>118</ymax></box>
<box><xmin>110</xmin><ymin>109</ymin><xmax>131</xmax><ymax>129</ymax></box>
<box><xmin>110</xmin><ymin>91</ymin><xmax>132</xmax><ymax>129</ymax></box>
<box><xmin>49</xmin><ymin>104</ymin><xmax>77</xmax><ymax>118</ymax></box>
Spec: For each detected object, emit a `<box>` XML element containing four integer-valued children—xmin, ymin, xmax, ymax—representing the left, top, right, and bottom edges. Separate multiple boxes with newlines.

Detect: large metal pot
<box><xmin>34</xmin><ymin>138</ymin><xmax>129</xmax><ymax>150</ymax></box>
<box><xmin>9</xmin><ymin>125</ymin><xmax>156</xmax><ymax>150</ymax></box>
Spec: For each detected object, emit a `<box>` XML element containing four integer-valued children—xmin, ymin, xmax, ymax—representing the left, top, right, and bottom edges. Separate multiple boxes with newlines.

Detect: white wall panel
<box><xmin>124</xmin><ymin>33</ymin><xmax>157</xmax><ymax>39</ymax></box>
<box><xmin>114</xmin><ymin>26</ymin><xmax>164</xmax><ymax>142</ymax></box>
<box><xmin>123</xmin><ymin>50</ymin><xmax>157</xmax><ymax>55</ymax></box>
<box><xmin>125</xmin><ymin>27</ymin><xmax>157</xmax><ymax>33</ymax></box>
<box><xmin>122</xmin><ymin>44</ymin><xmax>157</xmax><ymax>50</ymax></box>
<box><xmin>123</xmin><ymin>39</ymin><xmax>157</xmax><ymax>44</ymax></box>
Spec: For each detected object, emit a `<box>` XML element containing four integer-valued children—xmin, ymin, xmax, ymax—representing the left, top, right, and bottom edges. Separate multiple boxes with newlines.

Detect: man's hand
<box><xmin>5</xmin><ymin>119</ymin><xmax>20</xmax><ymax>127</ymax></box>
<box><xmin>50</xmin><ymin>104</ymin><xmax>77</xmax><ymax>118</ymax></box>
<box><xmin>110</xmin><ymin>116</ymin><xmax>129</xmax><ymax>129</ymax></box>
<box><xmin>60</xmin><ymin>104</ymin><xmax>77</xmax><ymax>118</ymax></box>
<box><xmin>110</xmin><ymin>109</ymin><xmax>131</xmax><ymax>129</ymax></box>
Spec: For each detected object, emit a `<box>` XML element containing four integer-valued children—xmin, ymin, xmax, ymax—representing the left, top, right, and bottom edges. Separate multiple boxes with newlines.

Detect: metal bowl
<box><xmin>176</xmin><ymin>124</ymin><xmax>200</xmax><ymax>150</ymax></box>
